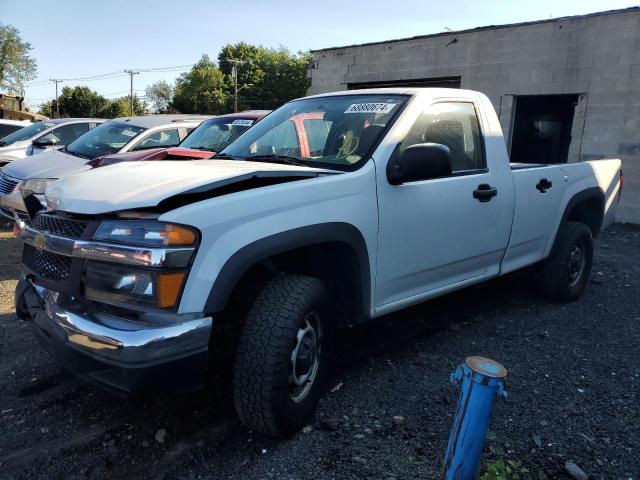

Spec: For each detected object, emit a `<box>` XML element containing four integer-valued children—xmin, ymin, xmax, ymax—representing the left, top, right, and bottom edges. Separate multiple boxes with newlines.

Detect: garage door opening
<box><xmin>348</xmin><ymin>76</ymin><xmax>461</xmax><ymax>90</ymax></box>
<box><xmin>510</xmin><ymin>94</ymin><xmax>579</xmax><ymax>164</ymax></box>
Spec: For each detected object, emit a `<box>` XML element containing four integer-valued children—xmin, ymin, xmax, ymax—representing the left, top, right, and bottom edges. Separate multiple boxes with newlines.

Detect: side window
<box><xmin>0</xmin><ymin>124</ymin><xmax>22</xmax><ymax>138</ymax></box>
<box><xmin>397</xmin><ymin>102</ymin><xmax>485</xmax><ymax>173</ymax></box>
<box><xmin>132</xmin><ymin>129</ymin><xmax>181</xmax><ymax>151</ymax></box>
<box><xmin>252</xmin><ymin>120</ymin><xmax>300</xmax><ymax>156</ymax></box>
<box><xmin>40</xmin><ymin>123</ymin><xmax>90</xmax><ymax>145</ymax></box>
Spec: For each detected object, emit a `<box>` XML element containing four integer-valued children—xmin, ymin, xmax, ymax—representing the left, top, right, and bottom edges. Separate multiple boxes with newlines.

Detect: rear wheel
<box><xmin>233</xmin><ymin>274</ymin><xmax>333</xmax><ymax>437</ymax></box>
<box><xmin>539</xmin><ymin>221</ymin><xmax>593</xmax><ymax>302</ymax></box>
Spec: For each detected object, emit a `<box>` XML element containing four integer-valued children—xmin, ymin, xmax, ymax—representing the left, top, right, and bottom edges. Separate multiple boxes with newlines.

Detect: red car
<box><xmin>87</xmin><ymin>111</ymin><xmax>271</xmax><ymax>167</ymax></box>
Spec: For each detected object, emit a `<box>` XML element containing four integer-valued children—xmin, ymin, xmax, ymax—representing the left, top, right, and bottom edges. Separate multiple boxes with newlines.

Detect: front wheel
<box><xmin>539</xmin><ymin>221</ymin><xmax>593</xmax><ymax>302</ymax></box>
<box><xmin>233</xmin><ymin>274</ymin><xmax>333</xmax><ymax>437</ymax></box>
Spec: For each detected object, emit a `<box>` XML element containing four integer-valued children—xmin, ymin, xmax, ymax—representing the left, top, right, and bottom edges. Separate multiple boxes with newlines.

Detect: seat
<box><xmin>423</xmin><ymin>120</ymin><xmax>474</xmax><ymax>171</ymax></box>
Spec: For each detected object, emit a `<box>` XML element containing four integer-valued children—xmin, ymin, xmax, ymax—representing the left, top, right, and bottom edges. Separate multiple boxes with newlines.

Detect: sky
<box><xmin>1</xmin><ymin>0</ymin><xmax>638</xmax><ymax>111</ymax></box>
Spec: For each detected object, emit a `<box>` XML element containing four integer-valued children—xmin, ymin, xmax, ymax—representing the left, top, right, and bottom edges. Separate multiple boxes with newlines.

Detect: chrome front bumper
<box><xmin>23</xmin><ymin>281</ymin><xmax>212</xmax><ymax>364</ymax></box>
<box><xmin>19</xmin><ymin>279</ymin><xmax>212</xmax><ymax>394</ymax></box>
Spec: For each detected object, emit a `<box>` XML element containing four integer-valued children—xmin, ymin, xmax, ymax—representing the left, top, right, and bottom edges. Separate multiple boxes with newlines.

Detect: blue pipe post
<box><xmin>442</xmin><ymin>356</ymin><xmax>508</xmax><ymax>480</ymax></box>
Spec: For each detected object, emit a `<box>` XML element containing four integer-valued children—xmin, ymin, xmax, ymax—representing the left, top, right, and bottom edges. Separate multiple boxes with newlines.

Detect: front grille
<box><xmin>32</xmin><ymin>213</ymin><xmax>89</xmax><ymax>239</ymax></box>
<box><xmin>24</xmin><ymin>244</ymin><xmax>72</xmax><ymax>281</ymax></box>
<box><xmin>0</xmin><ymin>173</ymin><xmax>19</xmax><ymax>195</ymax></box>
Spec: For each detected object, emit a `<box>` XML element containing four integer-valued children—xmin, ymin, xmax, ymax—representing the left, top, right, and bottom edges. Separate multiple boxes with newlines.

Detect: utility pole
<box><xmin>49</xmin><ymin>79</ymin><xmax>63</xmax><ymax>118</ymax></box>
<box><xmin>228</xmin><ymin>59</ymin><xmax>245</xmax><ymax>113</ymax></box>
<box><xmin>124</xmin><ymin>69</ymin><xmax>140</xmax><ymax>116</ymax></box>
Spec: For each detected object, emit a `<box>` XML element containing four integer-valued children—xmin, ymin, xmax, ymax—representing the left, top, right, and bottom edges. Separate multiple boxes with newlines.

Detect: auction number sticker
<box><xmin>232</xmin><ymin>119</ymin><xmax>254</xmax><ymax>126</ymax></box>
<box><xmin>121</xmin><ymin>129</ymin><xmax>138</xmax><ymax>137</ymax></box>
<box><xmin>344</xmin><ymin>103</ymin><xmax>397</xmax><ymax>114</ymax></box>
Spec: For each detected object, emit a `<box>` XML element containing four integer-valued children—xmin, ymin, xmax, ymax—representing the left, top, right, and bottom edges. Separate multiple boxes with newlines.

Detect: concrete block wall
<box><xmin>308</xmin><ymin>8</ymin><xmax>640</xmax><ymax>223</ymax></box>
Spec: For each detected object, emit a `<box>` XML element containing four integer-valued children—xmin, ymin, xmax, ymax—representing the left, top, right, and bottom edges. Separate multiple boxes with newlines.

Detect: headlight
<box><xmin>21</xmin><ymin>178</ymin><xmax>56</xmax><ymax>195</ymax></box>
<box><xmin>94</xmin><ymin>221</ymin><xmax>197</xmax><ymax>247</ymax></box>
<box><xmin>85</xmin><ymin>262</ymin><xmax>186</xmax><ymax>309</ymax></box>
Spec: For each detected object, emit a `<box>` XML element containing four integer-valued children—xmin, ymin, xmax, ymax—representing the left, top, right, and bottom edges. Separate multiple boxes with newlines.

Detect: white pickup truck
<box><xmin>13</xmin><ymin>88</ymin><xmax>622</xmax><ymax>437</ymax></box>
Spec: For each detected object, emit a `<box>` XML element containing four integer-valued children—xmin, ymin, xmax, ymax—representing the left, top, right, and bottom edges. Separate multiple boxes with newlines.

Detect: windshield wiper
<box><xmin>213</xmin><ymin>153</ymin><xmax>239</xmax><ymax>159</ymax></box>
<box><xmin>65</xmin><ymin>149</ymin><xmax>92</xmax><ymax>160</ymax></box>
<box><xmin>0</xmin><ymin>141</ymin><xmax>7</xmax><ymax>147</ymax></box>
<box><xmin>244</xmin><ymin>154</ymin><xmax>305</xmax><ymax>166</ymax></box>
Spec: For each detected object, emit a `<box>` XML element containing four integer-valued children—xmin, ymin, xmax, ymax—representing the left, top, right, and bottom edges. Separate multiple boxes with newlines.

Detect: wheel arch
<box><xmin>547</xmin><ymin>187</ymin><xmax>604</xmax><ymax>256</ymax></box>
<box><xmin>204</xmin><ymin>222</ymin><xmax>372</xmax><ymax>323</ymax></box>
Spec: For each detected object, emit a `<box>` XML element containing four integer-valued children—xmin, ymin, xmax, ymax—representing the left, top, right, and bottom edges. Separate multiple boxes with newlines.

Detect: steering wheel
<box><xmin>335</xmin><ymin>131</ymin><xmax>359</xmax><ymax>159</ymax></box>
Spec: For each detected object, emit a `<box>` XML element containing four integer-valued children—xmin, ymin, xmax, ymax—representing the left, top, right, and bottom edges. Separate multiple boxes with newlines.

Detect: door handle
<box><xmin>473</xmin><ymin>184</ymin><xmax>498</xmax><ymax>202</ymax></box>
<box><xmin>536</xmin><ymin>178</ymin><xmax>553</xmax><ymax>193</ymax></box>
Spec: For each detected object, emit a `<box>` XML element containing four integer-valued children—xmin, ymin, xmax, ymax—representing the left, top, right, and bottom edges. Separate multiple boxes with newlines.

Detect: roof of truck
<box><xmin>112</xmin><ymin>114</ymin><xmax>213</xmax><ymax>128</ymax></box>
<box><xmin>301</xmin><ymin>87</ymin><xmax>478</xmax><ymax>100</ymax></box>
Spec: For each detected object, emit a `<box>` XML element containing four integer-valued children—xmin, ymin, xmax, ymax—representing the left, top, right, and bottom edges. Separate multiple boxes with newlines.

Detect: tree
<box><xmin>55</xmin><ymin>86</ymin><xmax>111</xmax><ymax>118</ymax></box>
<box><xmin>145</xmin><ymin>80</ymin><xmax>174</xmax><ymax>113</ymax></box>
<box><xmin>218</xmin><ymin>43</ymin><xmax>310</xmax><ymax>110</ymax></box>
<box><xmin>105</xmin><ymin>95</ymin><xmax>146</xmax><ymax>117</ymax></box>
<box><xmin>37</xmin><ymin>86</ymin><xmax>145</xmax><ymax>118</ymax></box>
<box><xmin>0</xmin><ymin>24</ymin><xmax>37</xmax><ymax>95</ymax></box>
<box><xmin>171</xmin><ymin>55</ymin><xmax>230</xmax><ymax>114</ymax></box>
<box><xmin>38</xmin><ymin>100</ymin><xmax>54</xmax><ymax>117</ymax></box>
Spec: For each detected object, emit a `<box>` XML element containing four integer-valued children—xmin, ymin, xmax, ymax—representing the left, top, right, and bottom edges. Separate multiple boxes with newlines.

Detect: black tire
<box><xmin>539</xmin><ymin>221</ymin><xmax>593</xmax><ymax>302</ymax></box>
<box><xmin>233</xmin><ymin>274</ymin><xmax>333</xmax><ymax>437</ymax></box>
<box><xmin>14</xmin><ymin>278</ymin><xmax>31</xmax><ymax>321</ymax></box>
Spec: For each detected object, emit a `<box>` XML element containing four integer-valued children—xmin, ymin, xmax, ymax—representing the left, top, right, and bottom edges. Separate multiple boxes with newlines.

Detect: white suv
<box><xmin>0</xmin><ymin>118</ymin><xmax>104</xmax><ymax>165</ymax></box>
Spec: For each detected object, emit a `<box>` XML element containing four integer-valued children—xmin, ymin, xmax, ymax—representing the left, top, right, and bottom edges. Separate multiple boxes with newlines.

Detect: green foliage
<box><xmin>145</xmin><ymin>80</ymin><xmax>174</xmax><ymax>113</ymax></box>
<box><xmin>56</xmin><ymin>86</ymin><xmax>110</xmax><ymax>117</ymax></box>
<box><xmin>479</xmin><ymin>460</ymin><xmax>532</xmax><ymax>480</ymax></box>
<box><xmin>171</xmin><ymin>55</ymin><xmax>230</xmax><ymax>114</ymax></box>
<box><xmin>38</xmin><ymin>85</ymin><xmax>145</xmax><ymax>118</ymax></box>
<box><xmin>218</xmin><ymin>43</ymin><xmax>311</xmax><ymax>110</ymax></box>
<box><xmin>104</xmin><ymin>95</ymin><xmax>146</xmax><ymax>117</ymax></box>
<box><xmin>154</xmin><ymin>45</ymin><xmax>311</xmax><ymax>114</ymax></box>
<box><xmin>0</xmin><ymin>23</ymin><xmax>37</xmax><ymax>95</ymax></box>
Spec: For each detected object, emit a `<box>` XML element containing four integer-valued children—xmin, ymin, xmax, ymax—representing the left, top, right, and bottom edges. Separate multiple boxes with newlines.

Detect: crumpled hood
<box><xmin>1</xmin><ymin>149</ymin><xmax>89</xmax><ymax>180</ymax></box>
<box><xmin>46</xmin><ymin>159</ymin><xmax>335</xmax><ymax>214</ymax></box>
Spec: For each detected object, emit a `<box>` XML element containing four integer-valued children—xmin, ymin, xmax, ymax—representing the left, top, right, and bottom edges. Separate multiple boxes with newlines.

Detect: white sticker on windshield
<box><xmin>344</xmin><ymin>103</ymin><xmax>397</xmax><ymax>114</ymax></box>
<box><xmin>121</xmin><ymin>129</ymin><xmax>138</xmax><ymax>137</ymax></box>
<box><xmin>232</xmin><ymin>119</ymin><xmax>254</xmax><ymax>127</ymax></box>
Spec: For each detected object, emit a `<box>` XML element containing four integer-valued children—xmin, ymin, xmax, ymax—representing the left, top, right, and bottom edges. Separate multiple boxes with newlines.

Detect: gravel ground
<box><xmin>0</xmin><ymin>223</ymin><xmax>638</xmax><ymax>479</ymax></box>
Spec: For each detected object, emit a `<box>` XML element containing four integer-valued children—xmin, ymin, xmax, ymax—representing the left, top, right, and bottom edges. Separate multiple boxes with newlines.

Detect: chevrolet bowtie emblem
<box><xmin>33</xmin><ymin>232</ymin><xmax>46</xmax><ymax>251</ymax></box>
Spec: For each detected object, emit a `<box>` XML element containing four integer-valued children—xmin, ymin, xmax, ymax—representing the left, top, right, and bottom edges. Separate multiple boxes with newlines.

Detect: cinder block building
<box><xmin>307</xmin><ymin>7</ymin><xmax>640</xmax><ymax>223</ymax></box>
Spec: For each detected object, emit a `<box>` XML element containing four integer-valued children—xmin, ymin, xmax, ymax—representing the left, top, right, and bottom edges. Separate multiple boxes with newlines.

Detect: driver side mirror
<box><xmin>387</xmin><ymin>143</ymin><xmax>452</xmax><ymax>185</ymax></box>
<box><xmin>33</xmin><ymin>134</ymin><xmax>59</xmax><ymax>148</ymax></box>
<box><xmin>33</xmin><ymin>139</ymin><xmax>57</xmax><ymax>148</ymax></box>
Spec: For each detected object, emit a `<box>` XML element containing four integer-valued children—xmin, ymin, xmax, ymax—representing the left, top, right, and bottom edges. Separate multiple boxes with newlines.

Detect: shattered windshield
<box><xmin>220</xmin><ymin>94</ymin><xmax>407</xmax><ymax>170</ymax></box>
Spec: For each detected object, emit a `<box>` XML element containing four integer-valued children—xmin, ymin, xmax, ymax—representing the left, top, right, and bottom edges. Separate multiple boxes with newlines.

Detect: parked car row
<box><xmin>0</xmin><ymin>113</ymin><xmax>277</xmax><ymax>218</ymax></box>
<box><xmin>5</xmin><ymin>88</ymin><xmax>623</xmax><ymax>438</ymax></box>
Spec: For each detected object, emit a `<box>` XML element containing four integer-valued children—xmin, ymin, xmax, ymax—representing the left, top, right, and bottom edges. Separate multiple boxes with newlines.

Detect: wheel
<box><xmin>14</xmin><ymin>278</ymin><xmax>31</xmax><ymax>321</ymax></box>
<box><xmin>539</xmin><ymin>221</ymin><xmax>593</xmax><ymax>302</ymax></box>
<box><xmin>233</xmin><ymin>274</ymin><xmax>333</xmax><ymax>437</ymax></box>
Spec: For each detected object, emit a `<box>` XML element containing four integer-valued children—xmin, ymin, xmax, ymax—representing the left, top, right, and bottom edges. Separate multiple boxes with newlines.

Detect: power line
<box><xmin>26</xmin><ymin>63</ymin><xmax>196</xmax><ymax>86</ymax></box>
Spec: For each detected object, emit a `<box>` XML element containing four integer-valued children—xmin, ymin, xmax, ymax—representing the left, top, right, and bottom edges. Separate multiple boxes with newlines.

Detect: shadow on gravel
<box><xmin>332</xmin><ymin>268</ymin><xmax>537</xmax><ymax>374</ymax></box>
